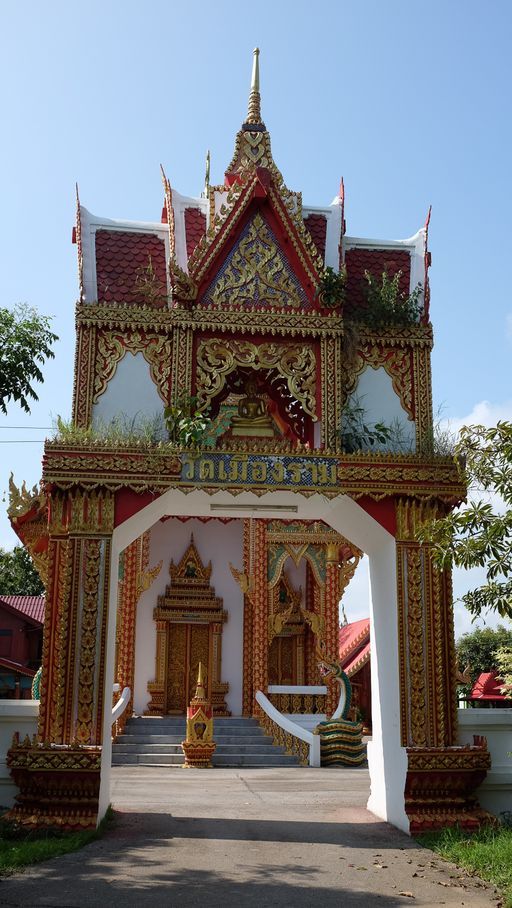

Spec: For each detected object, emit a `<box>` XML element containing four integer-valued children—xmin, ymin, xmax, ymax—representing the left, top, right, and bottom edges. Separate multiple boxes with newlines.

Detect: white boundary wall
<box><xmin>458</xmin><ymin>709</ymin><xmax>512</xmax><ymax>818</ymax></box>
<box><xmin>0</xmin><ymin>701</ymin><xmax>38</xmax><ymax>808</ymax></box>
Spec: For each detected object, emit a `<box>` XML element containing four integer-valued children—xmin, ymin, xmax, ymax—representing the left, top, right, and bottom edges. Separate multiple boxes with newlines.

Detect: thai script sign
<box><xmin>181</xmin><ymin>453</ymin><xmax>338</xmax><ymax>490</ymax></box>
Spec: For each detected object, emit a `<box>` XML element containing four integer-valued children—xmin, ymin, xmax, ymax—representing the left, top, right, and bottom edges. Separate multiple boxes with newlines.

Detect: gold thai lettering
<box><xmin>229</xmin><ymin>460</ymin><xmax>240</xmax><ymax>481</ymax></box>
<box><xmin>272</xmin><ymin>461</ymin><xmax>285</xmax><ymax>482</ymax></box>
<box><xmin>185</xmin><ymin>455</ymin><xmax>338</xmax><ymax>488</ymax></box>
<box><xmin>199</xmin><ymin>459</ymin><xmax>215</xmax><ymax>480</ymax></box>
<box><xmin>288</xmin><ymin>463</ymin><xmax>303</xmax><ymax>484</ymax></box>
<box><xmin>252</xmin><ymin>461</ymin><xmax>267</xmax><ymax>482</ymax></box>
<box><xmin>310</xmin><ymin>463</ymin><xmax>334</xmax><ymax>484</ymax></box>
<box><xmin>183</xmin><ymin>457</ymin><xmax>196</xmax><ymax>480</ymax></box>
<box><xmin>228</xmin><ymin>457</ymin><xmax>248</xmax><ymax>482</ymax></box>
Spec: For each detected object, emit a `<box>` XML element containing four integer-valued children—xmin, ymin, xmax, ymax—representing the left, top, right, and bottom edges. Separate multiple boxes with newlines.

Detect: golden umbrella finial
<box><xmin>195</xmin><ymin>661</ymin><xmax>206</xmax><ymax>698</ymax></box>
<box><xmin>246</xmin><ymin>47</ymin><xmax>262</xmax><ymax>126</ymax></box>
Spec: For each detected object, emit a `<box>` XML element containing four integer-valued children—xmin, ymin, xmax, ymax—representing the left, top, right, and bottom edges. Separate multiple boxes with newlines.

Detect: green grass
<box><xmin>418</xmin><ymin>823</ymin><xmax>512</xmax><ymax>906</ymax></box>
<box><xmin>0</xmin><ymin>807</ymin><xmax>113</xmax><ymax>876</ymax></box>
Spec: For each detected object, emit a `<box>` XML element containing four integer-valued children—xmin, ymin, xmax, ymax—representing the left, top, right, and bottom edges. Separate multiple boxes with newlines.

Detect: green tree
<box><xmin>419</xmin><ymin>421</ymin><xmax>512</xmax><ymax>619</ymax></box>
<box><xmin>456</xmin><ymin>625</ymin><xmax>512</xmax><ymax>696</ymax></box>
<box><xmin>0</xmin><ymin>304</ymin><xmax>58</xmax><ymax>413</ymax></box>
<box><xmin>495</xmin><ymin>645</ymin><xmax>512</xmax><ymax>696</ymax></box>
<box><xmin>0</xmin><ymin>546</ymin><xmax>44</xmax><ymax>595</ymax></box>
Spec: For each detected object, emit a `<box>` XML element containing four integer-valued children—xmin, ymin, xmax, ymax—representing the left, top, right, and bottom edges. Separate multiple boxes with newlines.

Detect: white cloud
<box><xmin>439</xmin><ymin>398</ymin><xmax>512</xmax><ymax>439</ymax></box>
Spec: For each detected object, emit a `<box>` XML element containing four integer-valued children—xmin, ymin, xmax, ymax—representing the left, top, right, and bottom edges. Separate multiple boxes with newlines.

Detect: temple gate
<box><xmin>6</xmin><ymin>50</ymin><xmax>490</xmax><ymax>834</ymax></box>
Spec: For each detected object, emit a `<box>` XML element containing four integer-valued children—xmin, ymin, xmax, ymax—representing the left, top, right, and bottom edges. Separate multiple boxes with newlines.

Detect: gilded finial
<box><xmin>245</xmin><ymin>47</ymin><xmax>263</xmax><ymax>126</ymax></box>
<box><xmin>204</xmin><ymin>149</ymin><xmax>210</xmax><ymax>197</ymax></box>
<box><xmin>195</xmin><ymin>661</ymin><xmax>206</xmax><ymax>698</ymax></box>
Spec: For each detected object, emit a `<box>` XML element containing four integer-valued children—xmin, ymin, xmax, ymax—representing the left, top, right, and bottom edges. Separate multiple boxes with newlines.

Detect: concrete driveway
<box><xmin>0</xmin><ymin>766</ymin><xmax>500</xmax><ymax>907</ymax></box>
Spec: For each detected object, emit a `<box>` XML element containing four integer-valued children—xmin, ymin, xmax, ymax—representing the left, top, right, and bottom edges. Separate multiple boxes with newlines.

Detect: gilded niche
<box><xmin>203</xmin><ymin>213</ymin><xmax>306</xmax><ymax>309</ymax></box>
<box><xmin>196</xmin><ymin>338</ymin><xmax>317</xmax><ymax>419</ymax></box>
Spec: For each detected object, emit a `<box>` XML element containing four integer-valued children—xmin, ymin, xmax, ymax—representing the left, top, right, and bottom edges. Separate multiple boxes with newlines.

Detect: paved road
<box><xmin>0</xmin><ymin>767</ymin><xmax>501</xmax><ymax>907</ymax></box>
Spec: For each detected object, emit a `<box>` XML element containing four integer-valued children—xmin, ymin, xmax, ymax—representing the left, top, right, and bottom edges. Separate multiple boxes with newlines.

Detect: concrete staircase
<box><xmin>112</xmin><ymin>716</ymin><xmax>301</xmax><ymax>768</ymax></box>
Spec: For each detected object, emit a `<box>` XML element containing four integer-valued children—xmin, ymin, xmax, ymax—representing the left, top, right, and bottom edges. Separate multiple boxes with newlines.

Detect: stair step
<box><xmin>113</xmin><ymin>743</ymin><xmax>286</xmax><ymax>754</ymax></box>
<box><xmin>115</xmin><ymin>734</ymin><xmax>274</xmax><ymax>745</ymax></box>
<box><xmin>113</xmin><ymin>716</ymin><xmax>302</xmax><ymax>768</ymax></box>
<box><xmin>112</xmin><ymin>753</ymin><xmax>300</xmax><ymax>767</ymax></box>
<box><xmin>122</xmin><ymin>726</ymin><xmax>264</xmax><ymax>737</ymax></box>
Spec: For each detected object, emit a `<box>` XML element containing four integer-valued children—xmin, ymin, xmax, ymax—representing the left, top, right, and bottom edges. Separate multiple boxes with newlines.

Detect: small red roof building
<box><xmin>339</xmin><ymin>618</ymin><xmax>372</xmax><ymax>729</ymax></box>
<box><xmin>0</xmin><ymin>595</ymin><xmax>45</xmax><ymax>697</ymax></box>
<box><xmin>470</xmin><ymin>671</ymin><xmax>511</xmax><ymax>705</ymax></box>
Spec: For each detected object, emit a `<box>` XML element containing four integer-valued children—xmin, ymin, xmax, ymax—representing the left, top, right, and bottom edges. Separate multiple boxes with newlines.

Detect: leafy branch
<box><xmin>164</xmin><ymin>395</ymin><xmax>212</xmax><ymax>448</ymax></box>
<box><xmin>315</xmin><ymin>266</ymin><xmax>347</xmax><ymax>309</ymax></box>
<box><xmin>0</xmin><ymin>305</ymin><xmax>58</xmax><ymax>414</ymax></box>
<box><xmin>345</xmin><ymin>269</ymin><xmax>423</xmax><ymax>328</ymax></box>
<box><xmin>418</xmin><ymin>421</ymin><xmax>512</xmax><ymax>619</ymax></box>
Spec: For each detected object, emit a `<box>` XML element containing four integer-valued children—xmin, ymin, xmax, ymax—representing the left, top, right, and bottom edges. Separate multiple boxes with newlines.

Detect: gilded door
<box><xmin>166</xmin><ymin>623</ymin><xmax>211</xmax><ymax>713</ymax></box>
<box><xmin>268</xmin><ymin>636</ymin><xmax>296</xmax><ymax>685</ymax></box>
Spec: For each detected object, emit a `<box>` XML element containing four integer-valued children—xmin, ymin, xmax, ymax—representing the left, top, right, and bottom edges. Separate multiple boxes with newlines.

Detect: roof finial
<box><xmin>204</xmin><ymin>149</ymin><xmax>211</xmax><ymax>198</ymax></box>
<box><xmin>245</xmin><ymin>47</ymin><xmax>262</xmax><ymax>126</ymax></box>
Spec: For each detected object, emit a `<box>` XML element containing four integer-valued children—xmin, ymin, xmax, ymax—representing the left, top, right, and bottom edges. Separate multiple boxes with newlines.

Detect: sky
<box><xmin>0</xmin><ymin>1</ymin><xmax>511</xmax><ymax>638</ymax></box>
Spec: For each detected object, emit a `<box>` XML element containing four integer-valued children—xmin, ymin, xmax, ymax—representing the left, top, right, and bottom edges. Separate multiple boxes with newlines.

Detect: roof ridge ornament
<box><xmin>244</xmin><ymin>47</ymin><xmax>265</xmax><ymax>130</ymax></box>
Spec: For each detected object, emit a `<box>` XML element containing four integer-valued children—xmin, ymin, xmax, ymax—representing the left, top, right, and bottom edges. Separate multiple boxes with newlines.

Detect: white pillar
<box><xmin>366</xmin><ymin>537</ymin><xmax>409</xmax><ymax>832</ymax></box>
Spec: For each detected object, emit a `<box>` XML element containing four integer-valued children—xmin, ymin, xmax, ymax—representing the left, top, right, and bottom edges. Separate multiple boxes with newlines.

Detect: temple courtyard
<box><xmin>0</xmin><ymin>767</ymin><xmax>499</xmax><ymax>906</ymax></box>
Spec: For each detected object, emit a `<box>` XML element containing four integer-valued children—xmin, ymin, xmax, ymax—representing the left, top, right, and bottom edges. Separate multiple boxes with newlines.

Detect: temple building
<box><xmin>7</xmin><ymin>50</ymin><xmax>491</xmax><ymax>835</ymax></box>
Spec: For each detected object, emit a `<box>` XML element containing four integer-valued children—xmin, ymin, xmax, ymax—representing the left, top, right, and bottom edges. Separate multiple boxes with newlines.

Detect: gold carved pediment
<box><xmin>169</xmin><ymin>534</ymin><xmax>212</xmax><ymax>585</ymax></box>
<box><xmin>203</xmin><ymin>213</ymin><xmax>306</xmax><ymax>309</ymax></box>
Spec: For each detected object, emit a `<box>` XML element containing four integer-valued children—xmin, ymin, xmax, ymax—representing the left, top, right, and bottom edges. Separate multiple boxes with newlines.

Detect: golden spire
<box><xmin>245</xmin><ymin>47</ymin><xmax>263</xmax><ymax>127</ymax></box>
<box><xmin>195</xmin><ymin>661</ymin><xmax>206</xmax><ymax>699</ymax></box>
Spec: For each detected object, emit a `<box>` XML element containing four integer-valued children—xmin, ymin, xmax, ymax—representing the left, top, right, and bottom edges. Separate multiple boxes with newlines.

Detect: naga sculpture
<box><xmin>315</xmin><ymin>646</ymin><xmax>366</xmax><ymax>766</ymax></box>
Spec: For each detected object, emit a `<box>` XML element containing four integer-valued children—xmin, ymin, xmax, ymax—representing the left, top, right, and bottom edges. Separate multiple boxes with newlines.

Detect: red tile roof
<box><xmin>303</xmin><ymin>214</ymin><xmax>327</xmax><ymax>262</ymax></box>
<box><xmin>184</xmin><ymin>208</ymin><xmax>206</xmax><ymax>258</ymax></box>
<box><xmin>470</xmin><ymin>671</ymin><xmax>510</xmax><ymax>701</ymax></box>
<box><xmin>95</xmin><ymin>230</ymin><xmax>167</xmax><ymax>306</ymax></box>
<box><xmin>345</xmin><ymin>247</ymin><xmax>410</xmax><ymax>312</ymax></box>
<box><xmin>344</xmin><ymin>640</ymin><xmax>371</xmax><ymax>677</ymax></box>
<box><xmin>339</xmin><ymin>618</ymin><xmax>369</xmax><ymax>659</ymax></box>
<box><xmin>0</xmin><ymin>595</ymin><xmax>45</xmax><ymax>625</ymax></box>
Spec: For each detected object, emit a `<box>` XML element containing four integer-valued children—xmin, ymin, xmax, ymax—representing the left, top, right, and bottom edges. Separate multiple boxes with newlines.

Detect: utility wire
<box><xmin>0</xmin><ymin>440</ymin><xmax>45</xmax><ymax>443</ymax></box>
<box><xmin>0</xmin><ymin>426</ymin><xmax>52</xmax><ymax>430</ymax></box>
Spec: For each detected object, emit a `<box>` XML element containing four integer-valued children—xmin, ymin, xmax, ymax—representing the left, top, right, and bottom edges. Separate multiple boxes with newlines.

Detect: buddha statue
<box><xmin>231</xmin><ymin>378</ymin><xmax>275</xmax><ymax>437</ymax></box>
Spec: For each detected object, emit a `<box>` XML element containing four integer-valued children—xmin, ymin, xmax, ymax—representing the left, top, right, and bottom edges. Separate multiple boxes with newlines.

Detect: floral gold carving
<box><xmin>93</xmin><ymin>331</ymin><xmax>172</xmax><ymax>404</ymax></box>
<box><xmin>206</xmin><ymin>213</ymin><xmax>305</xmax><ymax>309</ymax></box>
<box><xmin>196</xmin><ymin>338</ymin><xmax>317</xmax><ymax>418</ymax></box>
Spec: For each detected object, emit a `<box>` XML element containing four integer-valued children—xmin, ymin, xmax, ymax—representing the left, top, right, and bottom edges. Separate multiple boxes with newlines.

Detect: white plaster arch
<box><xmin>92</xmin><ymin>350</ymin><xmax>164</xmax><ymax>429</ymax></box>
<box><xmin>99</xmin><ymin>488</ymin><xmax>408</xmax><ymax>833</ymax></box>
<box><xmin>347</xmin><ymin>365</ymin><xmax>416</xmax><ymax>451</ymax></box>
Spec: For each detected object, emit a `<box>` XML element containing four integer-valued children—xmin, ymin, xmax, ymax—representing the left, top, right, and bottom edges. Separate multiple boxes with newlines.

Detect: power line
<box><xmin>0</xmin><ymin>426</ymin><xmax>52</xmax><ymax>430</ymax></box>
<box><xmin>0</xmin><ymin>440</ymin><xmax>45</xmax><ymax>443</ymax></box>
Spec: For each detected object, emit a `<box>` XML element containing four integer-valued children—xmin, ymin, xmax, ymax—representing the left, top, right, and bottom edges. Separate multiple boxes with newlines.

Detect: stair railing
<box><xmin>112</xmin><ymin>686</ymin><xmax>131</xmax><ymax>725</ymax></box>
<box><xmin>255</xmin><ymin>690</ymin><xmax>321</xmax><ymax>767</ymax></box>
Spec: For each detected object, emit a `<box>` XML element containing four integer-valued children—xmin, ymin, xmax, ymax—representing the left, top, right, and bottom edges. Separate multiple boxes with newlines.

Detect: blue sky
<box><xmin>1</xmin><ymin>1</ymin><xmax>510</xmax><ymax>636</ymax></box>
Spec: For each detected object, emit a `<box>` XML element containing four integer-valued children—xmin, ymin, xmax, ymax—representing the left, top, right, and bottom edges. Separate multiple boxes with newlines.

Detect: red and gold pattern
<box><xmin>405</xmin><ymin>743</ymin><xmax>492</xmax><ymax>833</ymax></box>
<box><xmin>6</xmin><ymin>737</ymin><xmax>102</xmax><ymax>830</ymax></box>
<box><xmin>250</xmin><ymin>520</ymin><xmax>268</xmax><ymax>714</ymax></box>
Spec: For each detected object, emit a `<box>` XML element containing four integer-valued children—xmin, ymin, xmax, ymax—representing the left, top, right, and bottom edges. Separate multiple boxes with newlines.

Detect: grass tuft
<box><xmin>418</xmin><ymin>823</ymin><xmax>512</xmax><ymax>906</ymax></box>
<box><xmin>0</xmin><ymin>806</ymin><xmax>113</xmax><ymax>876</ymax></box>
